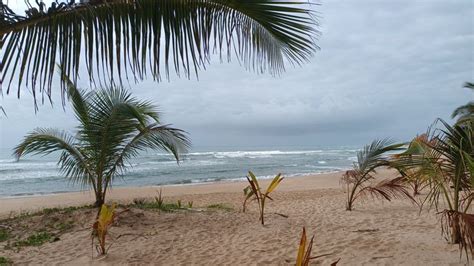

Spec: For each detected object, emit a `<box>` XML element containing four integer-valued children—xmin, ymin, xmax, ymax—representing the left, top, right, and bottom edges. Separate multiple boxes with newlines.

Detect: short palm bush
<box><xmin>14</xmin><ymin>79</ymin><xmax>190</xmax><ymax>207</ymax></box>
<box><xmin>342</xmin><ymin>139</ymin><xmax>414</xmax><ymax>211</ymax></box>
<box><xmin>243</xmin><ymin>171</ymin><xmax>283</xmax><ymax>225</ymax></box>
<box><xmin>395</xmin><ymin>119</ymin><xmax>473</xmax><ymax>256</ymax></box>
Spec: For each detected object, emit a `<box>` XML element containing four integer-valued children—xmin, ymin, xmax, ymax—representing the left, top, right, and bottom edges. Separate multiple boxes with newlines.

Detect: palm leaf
<box><xmin>357</xmin><ymin>177</ymin><xmax>415</xmax><ymax>204</ymax></box>
<box><xmin>452</xmin><ymin>81</ymin><xmax>474</xmax><ymax>124</ymax></box>
<box><xmin>13</xmin><ymin>128</ymin><xmax>95</xmax><ymax>187</ymax></box>
<box><xmin>1</xmin><ymin>0</ymin><xmax>318</xmax><ymax>106</ymax></box>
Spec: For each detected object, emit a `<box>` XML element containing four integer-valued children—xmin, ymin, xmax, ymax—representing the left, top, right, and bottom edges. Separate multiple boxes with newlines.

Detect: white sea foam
<box><xmin>347</xmin><ymin>156</ymin><xmax>357</xmax><ymax>161</ymax></box>
<box><xmin>0</xmin><ymin>148</ymin><xmax>357</xmax><ymax>196</ymax></box>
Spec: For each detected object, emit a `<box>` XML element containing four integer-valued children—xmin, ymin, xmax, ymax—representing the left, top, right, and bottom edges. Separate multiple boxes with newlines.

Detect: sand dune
<box><xmin>0</xmin><ymin>171</ymin><xmax>465</xmax><ymax>265</ymax></box>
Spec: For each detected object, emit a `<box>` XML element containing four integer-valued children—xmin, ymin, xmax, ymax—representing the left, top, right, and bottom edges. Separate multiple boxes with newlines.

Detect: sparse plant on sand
<box><xmin>14</xmin><ymin>79</ymin><xmax>190</xmax><ymax>207</ymax></box>
<box><xmin>0</xmin><ymin>256</ymin><xmax>12</xmax><ymax>266</ymax></box>
<box><xmin>187</xmin><ymin>201</ymin><xmax>194</xmax><ymax>209</ymax></box>
<box><xmin>243</xmin><ymin>171</ymin><xmax>284</xmax><ymax>225</ymax></box>
<box><xmin>342</xmin><ymin>139</ymin><xmax>414</xmax><ymax>211</ymax></box>
<box><xmin>0</xmin><ymin>229</ymin><xmax>9</xmax><ymax>242</ymax></box>
<box><xmin>92</xmin><ymin>204</ymin><xmax>117</xmax><ymax>256</ymax></box>
<box><xmin>155</xmin><ymin>189</ymin><xmax>164</xmax><ymax>209</ymax></box>
<box><xmin>296</xmin><ymin>227</ymin><xmax>339</xmax><ymax>266</ymax></box>
<box><xmin>13</xmin><ymin>231</ymin><xmax>52</xmax><ymax>247</ymax></box>
<box><xmin>177</xmin><ymin>200</ymin><xmax>182</xmax><ymax>209</ymax></box>
<box><xmin>395</xmin><ymin>119</ymin><xmax>473</xmax><ymax>258</ymax></box>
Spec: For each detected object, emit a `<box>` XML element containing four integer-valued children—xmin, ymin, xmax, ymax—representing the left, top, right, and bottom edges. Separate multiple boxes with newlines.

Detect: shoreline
<box><xmin>0</xmin><ymin>169</ymin><xmax>345</xmax><ymax>200</ymax></box>
<box><xmin>0</xmin><ymin>170</ymin><xmax>352</xmax><ymax>217</ymax></box>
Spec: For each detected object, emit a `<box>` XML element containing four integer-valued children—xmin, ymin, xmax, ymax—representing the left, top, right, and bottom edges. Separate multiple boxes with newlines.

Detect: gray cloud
<box><xmin>1</xmin><ymin>0</ymin><xmax>473</xmax><ymax>150</ymax></box>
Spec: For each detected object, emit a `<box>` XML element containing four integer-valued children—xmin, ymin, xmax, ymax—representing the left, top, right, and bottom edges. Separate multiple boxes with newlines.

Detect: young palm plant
<box><xmin>14</xmin><ymin>78</ymin><xmax>190</xmax><ymax>207</ymax></box>
<box><xmin>342</xmin><ymin>139</ymin><xmax>414</xmax><ymax>211</ymax></box>
<box><xmin>296</xmin><ymin>227</ymin><xmax>338</xmax><ymax>266</ymax></box>
<box><xmin>394</xmin><ymin>134</ymin><xmax>433</xmax><ymax>197</ymax></box>
<box><xmin>92</xmin><ymin>203</ymin><xmax>117</xmax><ymax>256</ymax></box>
<box><xmin>395</xmin><ymin>119</ymin><xmax>473</xmax><ymax>256</ymax></box>
<box><xmin>243</xmin><ymin>171</ymin><xmax>283</xmax><ymax>225</ymax></box>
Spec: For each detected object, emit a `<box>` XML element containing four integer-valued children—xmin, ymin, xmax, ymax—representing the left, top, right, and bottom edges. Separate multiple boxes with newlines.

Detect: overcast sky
<box><xmin>1</xmin><ymin>0</ymin><xmax>473</xmax><ymax>151</ymax></box>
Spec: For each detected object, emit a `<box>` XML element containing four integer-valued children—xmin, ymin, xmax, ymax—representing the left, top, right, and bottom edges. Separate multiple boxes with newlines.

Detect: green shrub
<box><xmin>0</xmin><ymin>257</ymin><xmax>12</xmax><ymax>266</ymax></box>
<box><xmin>14</xmin><ymin>231</ymin><xmax>52</xmax><ymax>247</ymax></box>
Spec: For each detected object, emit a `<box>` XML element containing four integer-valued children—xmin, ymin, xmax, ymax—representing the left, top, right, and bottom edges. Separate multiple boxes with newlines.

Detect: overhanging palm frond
<box><xmin>1</xmin><ymin>0</ymin><xmax>319</xmax><ymax>106</ymax></box>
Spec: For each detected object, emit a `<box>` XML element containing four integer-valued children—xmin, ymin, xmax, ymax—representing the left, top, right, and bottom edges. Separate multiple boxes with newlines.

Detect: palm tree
<box><xmin>14</xmin><ymin>77</ymin><xmax>190</xmax><ymax>207</ymax></box>
<box><xmin>1</xmin><ymin>0</ymin><xmax>318</xmax><ymax>108</ymax></box>
<box><xmin>342</xmin><ymin>139</ymin><xmax>413</xmax><ymax>211</ymax></box>
<box><xmin>396</xmin><ymin>119</ymin><xmax>473</xmax><ymax>251</ymax></box>
<box><xmin>452</xmin><ymin>82</ymin><xmax>474</xmax><ymax>125</ymax></box>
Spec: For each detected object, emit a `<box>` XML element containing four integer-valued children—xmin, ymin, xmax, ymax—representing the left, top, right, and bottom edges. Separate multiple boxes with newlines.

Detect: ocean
<box><xmin>0</xmin><ymin>146</ymin><xmax>358</xmax><ymax>197</ymax></box>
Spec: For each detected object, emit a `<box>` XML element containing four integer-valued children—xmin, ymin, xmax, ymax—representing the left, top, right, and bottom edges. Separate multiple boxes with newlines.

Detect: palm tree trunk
<box><xmin>94</xmin><ymin>175</ymin><xmax>104</xmax><ymax>208</ymax></box>
<box><xmin>450</xmin><ymin>213</ymin><xmax>461</xmax><ymax>244</ymax></box>
<box><xmin>94</xmin><ymin>192</ymin><xmax>105</xmax><ymax>208</ymax></box>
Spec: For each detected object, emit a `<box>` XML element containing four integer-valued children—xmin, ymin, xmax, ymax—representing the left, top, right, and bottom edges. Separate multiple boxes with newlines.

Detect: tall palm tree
<box><xmin>14</xmin><ymin>77</ymin><xmax>190</xmax><ymax>207</ymax></box>
<box><xmin>452</xmin><ymin>82</ymin><xmax>474</xmax><ymax>125</ymax></box>
<box><xmin>1</xmin><ymin>0</ymin><xmax>318</xmax><ymax>108</ymax></box>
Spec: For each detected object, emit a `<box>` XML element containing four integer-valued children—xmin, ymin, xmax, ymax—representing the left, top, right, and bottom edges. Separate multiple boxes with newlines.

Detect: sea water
<box><xmin>0</xmin><ymin>146</ymin><xmax>358</xmax><ymax>197</ymax></box>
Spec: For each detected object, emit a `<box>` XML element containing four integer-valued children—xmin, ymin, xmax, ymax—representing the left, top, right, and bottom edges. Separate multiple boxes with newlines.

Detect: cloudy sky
<box><xmin>1</xmin><ymin>0</ymin><xmax>473</xmax><ymax>151</ymax></box>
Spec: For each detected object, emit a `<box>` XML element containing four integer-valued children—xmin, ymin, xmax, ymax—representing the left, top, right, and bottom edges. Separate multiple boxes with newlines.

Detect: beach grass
<box><xmin>0</xmin><ymin>229</ymin><xmax>9</xmax><ymax>242</ymax></box>
<box><xmin>13</xmin><ymin>231</ymin><xmax>53</xmax><ymax>247</ymax></box>
<box><xmin>0</xmin><ymin>256</ymin><xmax>12</xmax><ymax>266</ymax></box>
<box><xmin>207</xmin><ymin>203</ymin><xmax>233</xmax><ymax>211</ymax></box>
<box><xmin>132</xmin><ymin>199</ymin><xmax>182</xmax><ymax>212</ymax></box>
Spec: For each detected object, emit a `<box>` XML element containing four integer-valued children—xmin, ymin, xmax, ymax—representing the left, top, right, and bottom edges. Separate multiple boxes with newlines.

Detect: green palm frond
<box><xmin>397</xmin><ymin>119</ymin><xmax>473</xmax><ymax>212</ymax></box>
<box><xmin>354</xmin><ymin>138</ymin><xmax>403</xmax><ymax>176</ymax></box>
<box><xmin>1</xmin><ymin>0</ymin><xmax>318</xmax><ymax>106</ymax></box>
<box><xmin>108</xmin><ymin>123</ymin><xmax>190</xmax><ymax>178</ymax></box>
<box><xmin>15</xmin><ymin>81</ymin><xmax>190</xmax><ymax>206</ymax></box>
<box><xmin>342</xmin><ymin>139</ymin><xmax>408</xmax><ymax>211</ymax></box>
<box><xmin>452</xmin><ymin>82</ymin><xmax>474</xmax><ymax>124</ymax></box>
<box><xmin>13</xmin><ymin>128</ymin><xmax>94</xmax><ymax>187</ymax></box>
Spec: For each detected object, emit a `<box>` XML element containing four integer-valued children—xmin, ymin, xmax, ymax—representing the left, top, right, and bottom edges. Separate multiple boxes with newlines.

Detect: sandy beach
<box><xmin>0</xmin><ymin>170</ymin><xmax>464</xmax><ymax>265</ymax></box>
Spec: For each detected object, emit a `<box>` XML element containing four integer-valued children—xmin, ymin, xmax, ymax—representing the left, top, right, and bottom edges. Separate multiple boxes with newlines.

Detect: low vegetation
<box><xmin>132</xmin><ymin>193</ymin><xmax>190</xmax><ymax>212</ymax></box>
<box><xmin>0</xmin><ymin>229</ymin><xmax>9</xmax><ymax>242</ymax></box>
<box><xmin>92</xmin><ymin>204</ymin><xmax>117</xmax><ymax>256</ymax></box>
<box><xmin>0</xmin><ymin>257</ymin><xmax>12</xmax><ymax>266</ymax></box>
<box><xmin>243</xmin><ymin>171</ymin><xmax>284</xmax><ymax>225</ymax></box>
<box><xmin>14</xmin><ymin>231</ymin><xmax>52</xmax><ymax>247</ymax></box>
<box><xmin>394</xmin><ymin>119</ymin><xmax>474</xmax><ymax>258</ymax></box>
<box><xmin>207</xmin><ymin>203</ymin><xmax>233</xmax><ymax>211</ymax></box>
<box><xmin>341</xmin><ymin>139</ymin><xmax>414</xmax><ymax>211</ymax></box>
<box><xmin>296</xmin><ymin>227</ymin><xmax>338</xmax><ymax>266</ymax></box>
<box><xmin>14</xmin><ymin>82</ymin><xmax>190</xmax><ymax>207</ymax></box>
